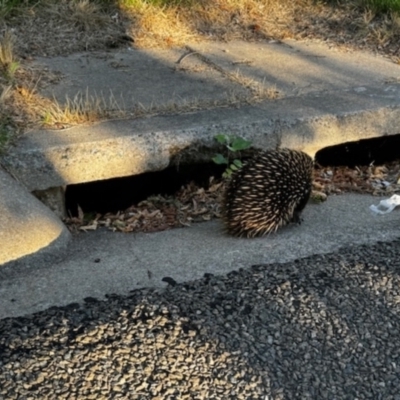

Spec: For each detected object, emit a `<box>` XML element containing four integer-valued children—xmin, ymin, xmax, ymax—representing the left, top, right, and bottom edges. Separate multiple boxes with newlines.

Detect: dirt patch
<box><xmin>3</xmin><ymin>1</ymin><xmax>399</xmax><ymax>59</ymax></box>
<box><xmin>4</xmin><ymin>1</ymin><xmax>130</xmax><ymax>58</ymax></box>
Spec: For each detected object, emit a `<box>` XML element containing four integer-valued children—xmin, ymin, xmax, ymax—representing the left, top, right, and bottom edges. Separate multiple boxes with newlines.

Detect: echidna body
<box><xmin>222</xmin><ymin>148</ymin><xmax>314</xmax><ymax>238</ymax></box>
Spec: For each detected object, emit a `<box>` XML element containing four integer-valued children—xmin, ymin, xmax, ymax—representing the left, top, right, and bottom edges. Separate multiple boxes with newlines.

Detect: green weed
<box><xmin>212</xmin><ymin>134</ymin><xmax>252</xmax><ymax>179</ymax></box>
<box><xmin>362</xmin><ymin>0</ymin><xmax>400</xmax><ymax>13</ymax></box>
<box><xmin>0</xmin><ymin>0</ymin><xmax>36</xmax><ymax>18</ymax></box>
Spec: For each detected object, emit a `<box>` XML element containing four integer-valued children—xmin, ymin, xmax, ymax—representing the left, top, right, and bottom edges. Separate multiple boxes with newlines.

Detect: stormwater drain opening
<box><xmin>64</xmin><ymin>135</ymin><xmax>400</xmax><ymax>222</ymax></box>
<box><xmin>315</xmin><ymin>133</ymin><xmax>400</xmax><ymax>167</ymax></box>
<box><xmin>65</xmin><ymin>162</ymin><xmax>226</xmax><ymax>217</ymax></box>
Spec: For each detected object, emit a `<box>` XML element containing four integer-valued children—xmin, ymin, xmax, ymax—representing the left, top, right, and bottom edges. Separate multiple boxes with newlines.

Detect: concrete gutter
<box><xmin>1</xmin><ymin>193</ymin><xmax>399</xmax><ymax>319</ymax></box>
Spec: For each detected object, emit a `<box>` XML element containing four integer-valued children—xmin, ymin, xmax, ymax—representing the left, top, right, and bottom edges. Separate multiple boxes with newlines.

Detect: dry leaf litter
<box><xmin>65</xmin><ymin>162</ymin><xmax>400</xmax><ymax>234</ymax></box>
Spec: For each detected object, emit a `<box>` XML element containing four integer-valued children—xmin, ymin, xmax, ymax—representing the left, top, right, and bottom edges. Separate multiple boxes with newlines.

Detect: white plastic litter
<box><xmin>370</xmin><ymin>194</ymin><xmax>400</xmax><ymax>215</ymax></box>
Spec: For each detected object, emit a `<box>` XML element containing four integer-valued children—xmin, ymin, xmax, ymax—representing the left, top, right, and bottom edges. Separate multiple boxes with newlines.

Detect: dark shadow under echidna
<box><xmin>222</xmin><ymin>148</ymin><xmax>314</xmax><ymax>238</ymax></box>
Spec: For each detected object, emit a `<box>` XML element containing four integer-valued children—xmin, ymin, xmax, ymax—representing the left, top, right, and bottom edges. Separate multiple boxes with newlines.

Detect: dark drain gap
<box><xmin>65</xmin><ymin>162</ymin><xmax>226</xmax><ymax>217</ymax></box>
<box><xmin>315</xmin><ymin>133</ymin><xmax>400</xmax><ymax>167</ymax></box>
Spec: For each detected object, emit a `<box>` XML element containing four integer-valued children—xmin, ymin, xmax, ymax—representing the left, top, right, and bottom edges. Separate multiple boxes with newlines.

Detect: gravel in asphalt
<box><xmin>1</xmin><ymin>238</ymin><xmax>400</xmax><ymax>399</ymax></box>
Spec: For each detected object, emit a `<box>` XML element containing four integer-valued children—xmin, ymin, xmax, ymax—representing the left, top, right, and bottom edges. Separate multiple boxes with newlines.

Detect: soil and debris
<box><xmin>5</xmin><ymin>1</ymin><xmax>400</xmax><ymax>61</ymax></box>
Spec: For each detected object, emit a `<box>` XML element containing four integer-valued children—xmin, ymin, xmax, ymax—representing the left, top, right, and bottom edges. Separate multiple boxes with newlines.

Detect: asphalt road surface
<box><xmin>1</xmin><ymin>238</ymin><xmax>400</xmax><ymax>400</ymax></box>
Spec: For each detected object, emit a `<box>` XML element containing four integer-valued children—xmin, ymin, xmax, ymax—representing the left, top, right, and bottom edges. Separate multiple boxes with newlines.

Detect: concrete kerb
<box><xmin>3</xmin><ymin>95</ymin><xmax>400</xmax><ymax>194</ymax></box>
<box><xmin>0</xmin><ymin>167</ymin><xmax>71</xmax><ymax>266</ymax></box>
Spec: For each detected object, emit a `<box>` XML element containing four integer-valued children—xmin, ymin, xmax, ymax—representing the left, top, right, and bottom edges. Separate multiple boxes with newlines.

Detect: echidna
<box><xmin>222</xmin><ymin>148</ymin><xmax>314</xmax><ymax>238</ymax></box>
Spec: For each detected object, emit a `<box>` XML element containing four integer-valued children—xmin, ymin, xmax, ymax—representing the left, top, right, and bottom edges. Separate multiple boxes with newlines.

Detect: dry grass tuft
<box><xmin>0</xmin><ymin>31</ymin><xmax>15</xmax><ymax>66</ymax></box>
<box><xmin>386</xmin><ymin>11</ymin><xmax>400</xmax><ymax>36</ymax></box>
<box><xmin>0</xmin><ymin>85</ymin><xmax>12</xmax><ymax>103</ymax></box>
<box><xmin>0</xmin><ymin>31</ymin><xmax>19</xmax><ymax>82</ymax></box>
<box><xmin>45</xmin><ymin>0</ymin><xmax>109</xmax><ymax>32</ymax></box>
<box><xmin>349</xmin><ymin>7</ymin><xmax>400</xmax><ymax>50</ymax></box>
<box><xmin>0</xmin><ymin>70</ymin><xmax>126</xmax><ymax>132</ymax></box>
<box><xmin>39</xmin><ymin>90</ymin><xmax>125</xmax><ymax>127</ymax></box>
<box><xmin>66</xmin><ymin>0</ymin><xmax>109</xmax><ymax>32</ymax></box>
<box><xmin>229</xmin><ymin>70</ymin><xmax>282</xmax><ymax>99</ymax></box>
<box><xmin>123</xmin><ymin>2</ymin><xmax>197</xmax><ymax>47</ymax></box>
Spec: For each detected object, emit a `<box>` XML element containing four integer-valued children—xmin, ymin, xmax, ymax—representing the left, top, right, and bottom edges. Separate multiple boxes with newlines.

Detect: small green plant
<box><xmin>212</xmin><ymin>134</ymin><xmax>252</xmax><ymax>178</ymax></box>
<box><xmin>362</xmin><ymin>0</ymin><xmax>400</xmax><ymax>13</ymax></box>
<box><xmin>41</xmin><ymin>111</ymin><xmax>52</xmax><ymax>126</ymax></box>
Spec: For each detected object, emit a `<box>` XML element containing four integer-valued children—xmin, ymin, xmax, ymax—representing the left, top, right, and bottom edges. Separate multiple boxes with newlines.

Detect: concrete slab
<box><xmin>0</xmin><ymin>193</ymin><xmax>398</xmax><ymax>319</ymax></box>
<box><xmin>0</xmin><ymin>167</ymin><xmax>71</xmax><ymax>266</ymax></box>
<box><xmin>35</xmin><ymin>48</ymin><xmax>250</xmax><ymax>110</ymax></box>
<box><xmin>189</xmin><ymin>40</ymin><xmax>400</xmax><ymax>97</ymax></box>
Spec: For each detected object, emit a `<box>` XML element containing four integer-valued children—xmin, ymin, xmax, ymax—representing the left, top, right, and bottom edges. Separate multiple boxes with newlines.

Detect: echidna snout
<box><xmin>222</xmin><ymin>148</ymin><xmax>314</xmax><ymax>238</ymax></box>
